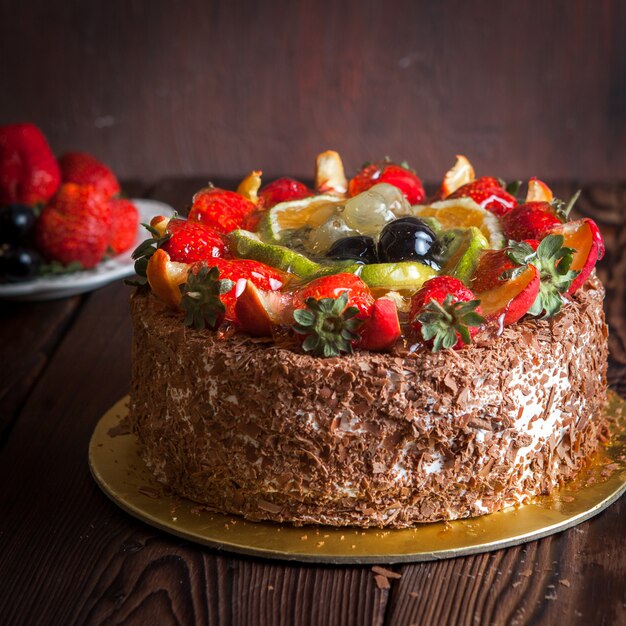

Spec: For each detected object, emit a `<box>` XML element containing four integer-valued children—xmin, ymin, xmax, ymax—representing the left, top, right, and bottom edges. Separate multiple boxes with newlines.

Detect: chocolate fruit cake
<box><xmin>128</xmin><ymin>152</ymin><xmax>609</xmax><ymax>528</ymax></box>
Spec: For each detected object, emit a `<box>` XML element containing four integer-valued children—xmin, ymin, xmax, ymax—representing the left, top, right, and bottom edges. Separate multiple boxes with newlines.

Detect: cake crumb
<box><xmin>372</xmin><ymin>565</ymin><xmax>402</xmax><ymax>580</ymax></box>
<box><xmin>316</xmin><ymin>541</ymin><xmax>325</xmax><ymax>548</ymax></box>
<box><xmin>300</xmin><ymin>534</ymin><xmax>308</xmax><ymax>540</ymax></box>
<box><xmin>559</xmin><ymin>579</ymin><xmax>571</xmax><ymax>587</ymax></box>
<box><xmin>374</xmin><ymin>574</ymin><xmax>390</xmax><ymax>590</ymax></box>
<box><xmin>409</xmin><ymin>591</ymin><xmax>418</xmax><ymax>598</ymax></box>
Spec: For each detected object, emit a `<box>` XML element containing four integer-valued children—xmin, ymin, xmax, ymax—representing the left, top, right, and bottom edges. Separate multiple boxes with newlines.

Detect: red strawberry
<box><xmin>359</xmin><ymin>298</ymin><xmax>401</xmax><ymax>351</ymax></box>
<box><xmin>348</xmin><ymin>162</ymin><xmax>426</xmax><ymax>204</ymax></box>
<box><xmin>203</xmin><ymin>257</ymin><xmax>287</xmax><ymax>321</ymax></box>
<box><xmin>470</xmin><ymin>247</ymin><xmax>540</xmax><ymax>326</ymax></box>
<box><xmin>551</xmin><ymin>218</ymin><xmax>605</xmax><ymax>294</ymax></box>
<box><xmin>291</xmin><ymin>273</ymin><xmax>374</xmax><ymax>357</ymax></box>
<box><xmin>188</xmin><ymin>186</ymin><xmax>256</xmax><ymax>232</ymax></box>
<box><xmin>160</xmin><ymin>218</ymin><xmax>227</xmax><ymax>263</ymax></box>
<box><xmin>500</xmin><ymin>201</ymin><xmax>562</xmax><ymax>241</ymax></box>
<box><xmin>258</xmin><ymin>177</ymin><xmax>312</xmax><ymax>209</ymax></box>
<box><xmin>448</xmin><ymin>177</ymin><xmax>517</xmax><ymax>217</ymax></box>
<box><xmin>0</xmin><ymin>123</ymin><xmax>60</xmax><ymax>206</ymax></box>
<box><xmin>59</xmin><ymin>152</ymin><xmax>120</xmax><ymax>198</ymax></box>
<box><xmin>410</xmin><ymin>276</ymin><xmax>484</xmax><ymax>350</ymax></box>
<box><xmin>109</xmin><ymin>199</ymin><xmax>139</xmax><ymax>254</ymax></box>
<box><xmin>35</xmin><ymin>183</ymin><xmax>111</xmax><ymax>268</ymax></box>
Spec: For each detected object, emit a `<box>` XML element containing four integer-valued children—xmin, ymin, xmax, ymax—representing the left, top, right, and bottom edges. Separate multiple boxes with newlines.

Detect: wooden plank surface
<box><xmin>0</xmin><ymin>180</ymin><xmax>624</xmax><ymax>626</ymax></box>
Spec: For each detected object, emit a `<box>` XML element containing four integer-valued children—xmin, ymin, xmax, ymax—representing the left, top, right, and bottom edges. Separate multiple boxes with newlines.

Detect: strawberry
<box><xmin>291</xmin><ymin>273</ymin><xmax>374</xmax><ymax>357</ymax></box>
<box><xmin>410</xmin><ymin>276</ymin><xmax>484</xmax><ymax>350</ymax></box>
<box><xmin>35</xmin><ymin>183</ymin><xmax>111</xmax><ymax>268</ymax></box>
<box><xmin>501</xmin><ymin>191</ymin><xmax>580</xmax><ymax>241</ymax></box>
<box><xmin>348</xmin><ymin>161</ymin><xmax>426</xmax><ymax>204</ymax></box>
<box><xmin>551</xmin><ymin>218</ymin><xmax>605</xmax><ymax>294</ymax></box>
<box><xmin>359</xmin><ymin>298</ymin><xmax>401</xmax><ymax>351</ymax></box>
<box><xmin>448</xmin><ymin>177</ymin><xmax>517</xmax><ymax>217</ymax></box>
<box><xmin>160</xmin><ymin>218</ymin><xmax>227</xmax><ymax>263</ymax></box>
<box><xmin>109</xmin><ymin>199</ymin><xmax>139</xmax><ymax>255</ymax></box>
<box><xmin>59</xmin><ymin>152</ymin><xmax>120</xmax><ymax>198</ymax></box>
<box><xmin>258</xmin><ymin>177</ymin><xmax>312</xmax><ymax>209</ymax></box>
<box><xmin>0</xmin><ymin>123</ymin><xmax>60</xmax><ymax>206</ymax></box>
<box><xmin>188</xmin><ymin>186</ymin><xmax>256</xmax><ymax>232</ymax></box>
<box><xmin>470</xmin><ymin>246</ymin><xmax>540</xmax><ymax>326</ymax></box>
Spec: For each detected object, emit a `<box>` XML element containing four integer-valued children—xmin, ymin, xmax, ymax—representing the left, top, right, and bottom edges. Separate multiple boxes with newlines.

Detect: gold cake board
<box><xmin>89</xmin><ymin>394</ymin><xmax>626</xmax><ymax>564</ymax></box>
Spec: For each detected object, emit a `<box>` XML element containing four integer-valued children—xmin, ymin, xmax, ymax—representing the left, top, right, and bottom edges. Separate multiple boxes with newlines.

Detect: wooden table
<box><xmin>1</xmin><ymin>180</ymin><xmax>624</xmax><ymax>626</ymax></box>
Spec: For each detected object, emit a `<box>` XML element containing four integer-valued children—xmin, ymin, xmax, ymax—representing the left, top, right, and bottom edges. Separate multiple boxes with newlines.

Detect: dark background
<box><xmin>1</xmin><ymin>0</ymin><xmax>625</xmax><ymax>185</ymax></box>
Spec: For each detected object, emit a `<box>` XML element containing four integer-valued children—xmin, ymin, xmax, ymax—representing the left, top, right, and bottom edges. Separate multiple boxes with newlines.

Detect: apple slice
<box><xmin>235</xmin><ymin>280</ymin><xmax>292</xmax><ymax>337</ymax></box>
<box><xmin>315</xmin><ymin>150</ymin><xmax>347</xmax><ymax>195</ymax></box>
<box><xmin>440</xmin><ymin>155</ymin><xmax>475</xmax><ymax>198</ymax></box>
<box><xmin>146</xmin><ymin>248</ymin><xmax>190</xmax><ymax>309</ymax></box>
<box><xmin>551</xmin><ymin>218</ymin><xmax>605</xmax><ymax>294</ymax></box>
<box><xmin>526</xmin><ymin>177</ymin><xmax>553</xmax><ymax>202</ymax></box>
<box><xmin>359</xmin><ymin>298</ymin><xmax>402</xmax><ymax>351</ymax></box>
<box><xmin>476</xmin><ymin>265</ymin><xmax>540</xmax><ymax>327</ymax></box>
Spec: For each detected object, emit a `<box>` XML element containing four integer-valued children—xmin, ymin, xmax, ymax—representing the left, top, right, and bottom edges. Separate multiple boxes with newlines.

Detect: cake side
<box><xmin>129</xmin><ymin>275</ymin><xmax>608</xmax><ymax>528</ymax></box>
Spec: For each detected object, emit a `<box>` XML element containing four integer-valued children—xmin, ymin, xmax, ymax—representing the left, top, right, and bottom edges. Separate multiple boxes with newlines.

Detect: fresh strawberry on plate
<box><xmin>0</xmin><ymin>123</ymin><xmax>60</xmax><ymax>206</ymax></box>
<box><xmin>109</xmin><ymin>198</ymin><xmax>139</xmax><ymax>255</ymax></box>
<box><xmin>59</xmin><ymin>152</ymin><xmax>120</xmax><ymax>198</ymax></box>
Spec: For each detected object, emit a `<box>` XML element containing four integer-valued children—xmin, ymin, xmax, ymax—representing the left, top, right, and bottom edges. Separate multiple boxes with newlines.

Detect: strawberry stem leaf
<box><xmin>180</xmin><ymin>265</ymin><xmax>234</xmax><ymax>330</ymax></box>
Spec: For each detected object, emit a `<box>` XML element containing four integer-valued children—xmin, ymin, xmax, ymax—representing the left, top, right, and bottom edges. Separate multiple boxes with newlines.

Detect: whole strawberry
<box><xmin>59</xmin><ymin>152</ymin><xmax>120</xmax><ymax>198</ymax></box>
<box><xmin>188</xmin><ymin>186</ymin><xmax>256</xmax><ymax>232</ymax></box>
<box><xmin>292</xmin><ymin>273</ymin><xmax>374</xmax><ymax>357</ymax></box>
<box><xmin>258</xmin><ymin>177</ymin><xmax>312</xmax><ymax>208</ymax></box>
<box><xmin>410</xmin><ymin>276</ymin><xmax>484</xmax><ymax>350</ymax></box>
<box><xmin>0</xmin><ymin>123</ymin><xmax>61</xmax><ymax>206</ymax></box>
<box><xmin>448</xmin><ymin>176</ymin><xmax>517</xmax><ymax>217</ymax></box>
<box><xmin>160</xmin><ymin>218</ymin><xmax>227</xmax><ymax>263</ymax></box>
<box><xmin>109</xmin><ymin>199</ymin><xmax>139</xmax><ymax>255</ymax></box>
<box><xmin>36</xmin><ymin>183</ymin><xmax>111</xmax><ymax>268</ymax></box>
<box><xmin>349</xmin><ymin>161</ymin><xmax>426</xmax><ymax>204</ymax></box>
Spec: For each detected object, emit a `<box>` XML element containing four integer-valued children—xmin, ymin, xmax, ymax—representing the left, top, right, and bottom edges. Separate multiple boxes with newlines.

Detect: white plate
<box><xmin>0</xmin><ymin>199</ymin><xmax>176</xmax><ymax>301</ymax></box>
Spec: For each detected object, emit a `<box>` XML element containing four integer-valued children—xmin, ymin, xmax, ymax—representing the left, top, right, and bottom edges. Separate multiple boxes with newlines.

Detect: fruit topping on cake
<box><xmin>128</xmin><ymin>151</ymin><xmax>605</xmax><ymax>357</ymax></box>
<box><xmin>0</xmin><ymin>123</ymin><xmax>138</xmax><ymax>282</ymax></box>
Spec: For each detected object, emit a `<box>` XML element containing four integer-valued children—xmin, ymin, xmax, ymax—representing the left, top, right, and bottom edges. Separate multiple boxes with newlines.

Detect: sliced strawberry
<box><xmin>109</xmin><ymin>198</ymin><xmax>139</xmax><ymax>254</ymax></box>
<box><xmin>59</xmin><ymin>152</ymin><xmax>120</xmax><ymax>198</ymax></box>
<box><xmin>359</xmin><ymin>298</ymin><xmax>401</xmax><ymax>351</ymax></box>
<box><xmin>448</xmin><ymin>176</ymin><xmax>517</xmax><ymax>217</ymax></box>
<box><xmin>188</xmin><ymin>186</ymin><xmax>256</xmax><ymax>232</ymax></box>
<box><xmin>0</xmin><ymin>123</ymin><xmax>60</xmax><ymax>206</ymax></box>
<box><xmin>235</xmin><ymin>280</ymin><xmax>292</xmax><ymax>337</ymax></box>
<box><xmin>551</xmin><ymin>218</ymin><xmax>605</xmax><ymax>294</ymax></box>
<box><xmin>160</xmin><ymin>218</ymin><xmax>227</xmax><ymax>263</ymax></box>
<box><xmin>348</xmin><ymin>161</ymin><xmax>425</xmax><ymax>204</ymax></box>
<box><xmin>410</xmin><ymin>276</ymin><xmax>484</xmax><ymax>350</ymax></box>
<box><xmin>35</xmin><ymin>183</ymin><xmax>111</xmax><ymax>268</ymax></box>
<box><xmin>258</xmin><ymin>177</ymin><xmax>312</xmax><ymax>209</ymax></box>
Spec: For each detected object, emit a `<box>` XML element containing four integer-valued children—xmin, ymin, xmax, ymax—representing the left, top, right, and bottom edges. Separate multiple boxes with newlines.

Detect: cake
<box><xmin>128</xmin><ymin>152</ymin><xmax>609</xmax><ymax>528</ymax></box>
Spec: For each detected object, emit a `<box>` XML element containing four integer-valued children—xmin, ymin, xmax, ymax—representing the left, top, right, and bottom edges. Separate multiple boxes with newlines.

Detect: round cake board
<box><xmin>89</xmin><ymin>394</ymin><xmax>626</xmax><ymax>564</ymax></box>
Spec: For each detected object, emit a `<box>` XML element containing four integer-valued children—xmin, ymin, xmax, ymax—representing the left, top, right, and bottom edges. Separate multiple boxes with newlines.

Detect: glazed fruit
<box><xmin>109</xmin><ymin>199</ymin><xmax>139</xmax><ymax>254</ymax></box>
<box><xmin>0</xmin><ymin>243</ymin><xmax>42</xmax><ymax>282</ymax></box>
<box><xmin>235</xmin><ymin>280</ymin><xmax>292</xmax><ymax>337</ymax></box>
<box><xmin>189</xmin><ymin>186</ymin><xmax>257</xmax><ymax>233</ymax></box>
<box><xmin>59</xmin><ymin>152</ymin><xmax>120</xmax><ymax>198</ymax></box>
<box><xmin>258</xmin><ymin>177</ymin><xmax>312</xmax><ymax>208</ymax></box>
<box><xmin>326</xmin><ymin>235</ymin><xmax>378</xmax><ymax>264</ymax></box>
<box><xmin>377</xmin><ymin>217</ymin><xmax>437</xmax><ymax>264</ymax></box>
<box><xmin>448</xmin><ymin>176</ymin><xmax>517</xmax><ymax>217</ymax></box>
<box><xmin>0</xmin><ymin>204</ymin><xmax>37</xmax><ymax>243</ymax></box>
<box><xmin>349</xmin><ymin>161</ymin><xmax>426</xmax><ymax>204</ymax></box>
<box><xmin>501</xmin><ymin>201</ymin><xmax>562</xmax><ymax>241</ymax></box>
<box><xmin>158</xmin><ymin>217</ymin><xmax>227</xmax><ymax>263</ymax></box>
<box><xmin>0</xmin><ymin>123</ymin><xmax>60</xmax><ymax>206</ymax></box>
<box><xmin>35</xmin><ymin>183</ymin><xmax>111</xmax><ymax>268</ymax></box>
<box><xmin>410</xmin><ymin>276</ymin><xmax>484</xmax><ymax>350</ymax></box>
<box><xmin>359</xmin><ymin>297</ymin><xmax>401</xmax><ymax>351</ymax></box>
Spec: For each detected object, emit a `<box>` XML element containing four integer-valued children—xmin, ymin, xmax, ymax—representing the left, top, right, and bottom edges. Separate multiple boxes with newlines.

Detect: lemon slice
<box><xmin>229</xmin><ymin>230</ymin><xmax>321</xmax><ymax>277</ymax></box>
<box><xmin>412</xmin><ymin>198</ymin><xmax>504</xmax><ymax>248</ymax></box>
<box><xmin>261</xmin><ymin>195</ymin><xmax>343</xmax><ymax>245</ymax></box>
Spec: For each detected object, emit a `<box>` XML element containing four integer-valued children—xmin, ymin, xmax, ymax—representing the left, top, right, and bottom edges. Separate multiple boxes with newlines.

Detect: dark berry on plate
<box><xmin>0</xmin><ymin>243</ymin><xmax>42</xmax><ymax>282</ymax></box>
<box><xmin>377</xmin><ymin>217</ymin><xmax>437</xmax><ymax>263</ymax></box>
<box><xmin>326</xmin><ymin>235</ymin><xmax>378</xmax><ymax>264</ymax></box>
<box><xmin>0</xmin><ymin>204</ymin><xmax>37</xmax><ymax>243</ymax></box>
